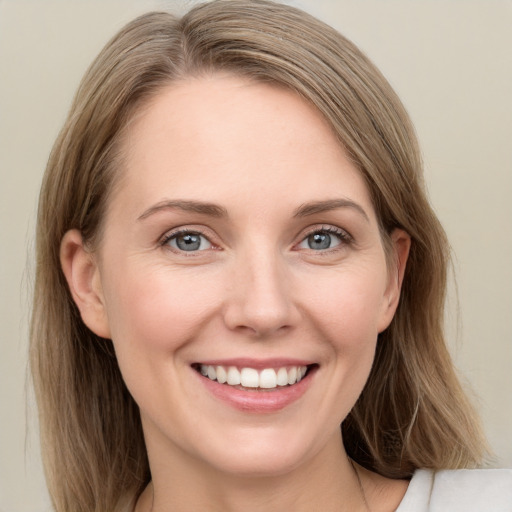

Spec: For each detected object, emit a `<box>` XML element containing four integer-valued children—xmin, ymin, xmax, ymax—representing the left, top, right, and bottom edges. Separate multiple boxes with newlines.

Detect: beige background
<box><xmin>1</xmin><ymin>0</ymin><xmax>511</xmax><ymax>510</ymax></box>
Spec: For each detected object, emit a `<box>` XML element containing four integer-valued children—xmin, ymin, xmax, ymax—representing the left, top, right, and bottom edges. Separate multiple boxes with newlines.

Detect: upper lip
<box><xmin>193</xmin><ymin>358</ymin><xmax>315</xmax><ymax>369</ymax></box>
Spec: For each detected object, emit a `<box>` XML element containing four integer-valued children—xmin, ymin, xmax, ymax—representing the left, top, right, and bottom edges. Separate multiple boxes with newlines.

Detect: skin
<box><xmin>61</xmin><ymin>75</ymin><xmax>410</xmax><ymax>511</ymax></box>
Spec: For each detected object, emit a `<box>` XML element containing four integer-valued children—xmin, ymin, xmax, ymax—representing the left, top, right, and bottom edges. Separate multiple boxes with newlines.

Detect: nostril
<box><xmin>222</xmin><ymin>269</ymin><xmax>298</xmax><ymax>336</ymax></box>
<box><xmin>232</xmin><ymin>322</ymin><xmax>292</xmax><ymax>337</ymax></box>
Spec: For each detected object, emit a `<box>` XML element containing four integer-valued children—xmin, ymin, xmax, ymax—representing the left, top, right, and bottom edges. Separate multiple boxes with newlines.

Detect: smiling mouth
<box><xmin>192</xmin><ymin>364</ymin><xmax>316</xmax><ymax>390</ymax></box>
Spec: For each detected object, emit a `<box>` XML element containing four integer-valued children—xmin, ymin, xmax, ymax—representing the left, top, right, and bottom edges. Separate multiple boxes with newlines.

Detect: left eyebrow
<box><xmin>137</xmin><ymin>199</ymin><xmax>228</xmax><ymax>221</ymax></box>
<box><xmin>293</xmin><ymin>199</ymin><xmax>370</xmax><ymax>223</ymax></box>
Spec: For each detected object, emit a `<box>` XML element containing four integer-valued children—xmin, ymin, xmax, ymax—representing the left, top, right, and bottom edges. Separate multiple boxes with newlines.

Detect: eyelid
<box><xmin>159</xmin><ymin>225</ymin><xmax>220</xmax><ymax>252</ymax></box>
<box><xmin>158</xmin><ymin>223</ymin><xmax>353</xmax><ymax>253</ymax></box>
<box><xmin>294</xmin><ymin>224</ymin><xmax>353</xmax><ymax>251</ymax></box>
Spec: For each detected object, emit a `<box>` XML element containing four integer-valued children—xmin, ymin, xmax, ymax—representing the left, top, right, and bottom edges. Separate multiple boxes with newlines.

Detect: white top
<box><xmin>396</xmin><ymin>469</ymin><xmax>512</xmax><ymax>511</ymax></box>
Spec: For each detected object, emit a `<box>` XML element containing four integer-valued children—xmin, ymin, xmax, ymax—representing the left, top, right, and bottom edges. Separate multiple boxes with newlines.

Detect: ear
<box><xmin>378</xmin><ymin>228</ymin><xmax>411</xmax><ymax>333</ymax></box>
<box><xmin>60</xmin><ymin>229</ymin><xmax>111</xmax><ymax>338</ymax></box>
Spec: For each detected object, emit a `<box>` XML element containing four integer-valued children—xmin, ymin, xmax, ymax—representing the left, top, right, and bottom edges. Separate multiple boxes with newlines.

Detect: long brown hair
<box><xmin>30</xmin><ymin>1</ymin><xmax>487</xmax><ymax>510</ymax></box>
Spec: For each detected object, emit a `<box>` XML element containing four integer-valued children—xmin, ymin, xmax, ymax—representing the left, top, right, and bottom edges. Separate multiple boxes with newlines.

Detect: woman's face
<box><xmin>71</xmin><ymin>75</ymin><xmax>408</xmax><ymax>477</ymax></box>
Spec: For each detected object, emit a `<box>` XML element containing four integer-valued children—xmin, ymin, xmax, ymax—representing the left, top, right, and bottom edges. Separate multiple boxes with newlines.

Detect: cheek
<box><xmin>291</xmin><ymin>266</ymin><xmax>387</xmax><ymax>427</ymax></box>
<box><xmin>101</xmin><ymin>263</ymin><xmax>222</xmax><ymax>357</ymax></box>
<box><xmin>301</xmin><ymin>264</ymin><xmax>388</xmax><ymax>346</ymax></box>
<box><xmin>99</xmin><ymin>263</ymin><xmax>226</xmax><ymax>418</ymax></box>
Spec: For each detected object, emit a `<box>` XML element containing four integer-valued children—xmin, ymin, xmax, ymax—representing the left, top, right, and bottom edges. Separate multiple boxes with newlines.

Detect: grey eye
<box><xmin>308</xmin><ymin>233</ymin><xmax>332</xmax><ymax>250</ymax></box>
<box><xmin>168</xmin><ymin>232</ymin><xmax>212</xmax><ymax>252</ymax></box>
<box><xmin>298</xmin><ymin>230</ymin><xmax>343</xmax><ymax>251</ymax></box>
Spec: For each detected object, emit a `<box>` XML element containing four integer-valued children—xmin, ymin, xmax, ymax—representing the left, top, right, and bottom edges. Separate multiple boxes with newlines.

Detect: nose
<box><xmin>223</xmin><ymin>248</ymin><xmax>299</xmax><ymax>338</ymax></box>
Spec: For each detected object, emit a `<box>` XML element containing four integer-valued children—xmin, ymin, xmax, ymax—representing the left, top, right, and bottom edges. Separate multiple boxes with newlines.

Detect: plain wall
<box><xmin>1</xmin><ymin>1</ymin><xmax>510</xmax><ymax>510</ymax></box>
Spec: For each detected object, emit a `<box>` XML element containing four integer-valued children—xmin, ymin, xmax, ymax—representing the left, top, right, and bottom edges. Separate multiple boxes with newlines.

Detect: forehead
<box><xmin>112</xmin><ymin>74</ymin><xmax>376</xmax><ymax>222</ymax></box>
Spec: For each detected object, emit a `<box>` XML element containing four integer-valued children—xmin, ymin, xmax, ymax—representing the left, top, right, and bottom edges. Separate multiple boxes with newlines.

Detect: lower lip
<box><xmin>195</xmin><ymin>368</ymin><xmax>315</xmax><ymax>413</ymax></box>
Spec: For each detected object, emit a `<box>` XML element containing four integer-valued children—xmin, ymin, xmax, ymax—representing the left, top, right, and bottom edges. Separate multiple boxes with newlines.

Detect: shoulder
<box><xmin>396</xmin><ymin>468</ymin><xmax>512</xmax><ymax>511</ymax></box>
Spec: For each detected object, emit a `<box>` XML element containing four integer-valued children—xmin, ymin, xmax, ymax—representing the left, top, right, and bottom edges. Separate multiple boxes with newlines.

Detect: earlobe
<box><xmin>378</xmin><ymin>228</ymin><xmax>411</xmax><ymax>332</ymax></box>
<box><xmin>60</xmin><ymin>229</ymin><xmax>111</xmax><ymax>338</ymax></box>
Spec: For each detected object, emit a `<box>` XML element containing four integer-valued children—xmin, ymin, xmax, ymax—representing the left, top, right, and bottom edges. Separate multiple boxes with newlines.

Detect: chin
<box><xmin>191</xmin><ymin>424</ymin><xmax>332</xmax><ymax>478</ymax></box>
<box><xmin>208</xmin><ymin>448</ymin><xmax>308</xmax><ymax>478</ymax></box>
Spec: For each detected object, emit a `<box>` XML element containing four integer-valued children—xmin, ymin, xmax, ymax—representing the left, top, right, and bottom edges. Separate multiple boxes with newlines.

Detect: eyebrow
<box><xmin>137</xmin><ymin>198</ymin><xmax>369</xmax><ymax>222</ymax></box>
<box><xmin>137</xmin><ymin>199</ymin><xmax>228</xmax><ymax>221</ymax></box>
<box><xmin>293</xmin><ymin>199</ymin><xmax>370</xmax><ymax>222</ymax></box>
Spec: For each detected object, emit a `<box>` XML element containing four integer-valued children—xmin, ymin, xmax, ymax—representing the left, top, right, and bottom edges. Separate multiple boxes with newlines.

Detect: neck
<box><xmin>137</xmin><ymin>430</ymin><xmax>369</xmax><ymax>512</ymax></box>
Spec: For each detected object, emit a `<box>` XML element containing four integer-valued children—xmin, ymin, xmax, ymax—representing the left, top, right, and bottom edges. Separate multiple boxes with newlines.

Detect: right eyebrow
<box><xmin>137</xmin><ymin>199</ymin><xmax>228</xmax><ymax>221</ymax></box>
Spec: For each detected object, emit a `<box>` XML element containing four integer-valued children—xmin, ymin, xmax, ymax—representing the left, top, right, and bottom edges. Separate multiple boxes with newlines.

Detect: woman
<box><xmin>30</xmin><ymin>1</ymin><xmax>511</xmax><ymax>511</ymax></box>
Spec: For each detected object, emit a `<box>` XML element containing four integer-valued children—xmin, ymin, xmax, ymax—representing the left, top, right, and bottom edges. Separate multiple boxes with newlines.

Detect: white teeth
<box><xmin>259</xmin><ymin>369</ymin><xmax>277</xmax><ymax>389</ymax></box>
<box><xmin>199</xmin><ymin>364</ymin><xmax>308</xmax><ymax>389</ymax></box>
<box><xmin>227</xmin><ymin>366</ymin><xmax>241</xmax><ymax>385</ymax></box>
<box><xmin>216</xmin><ymin>366</ymin><xmax>227</xmax><ymax>384</ymax></box>
<box><xmin>276</xmin><ymin>367</ymin><xmax>289</xmax><ymax>386</ymax></box>
<box><xmin>287</xmin><ymin>367</ymin><xmax>297</xmax><ymax>385</ymax></box>
<box><xmin>207</xmin><ymin>366</ymin><xmax>217</xmax><ymax>380</ymax></box>
<box><xmin>240</xmin><ymin>368</ymin><xmax>259</xmax><ymax>387</ymax></box>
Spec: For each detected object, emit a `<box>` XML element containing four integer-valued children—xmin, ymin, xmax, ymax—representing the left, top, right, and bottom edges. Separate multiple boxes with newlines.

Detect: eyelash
<box><xmin>160</xmin><ymin>228</ymin><xmax>216</xmax><ymax>253</ymax></box>
<box><xmin>296</xmin><ymin>225</ymin><xmax>353</xmax><ymax>253</ymax></box>
<box><xmin>159</xmin><ymin>225</ymin><xmax>353</xmax><ymax>254</ymax></box>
